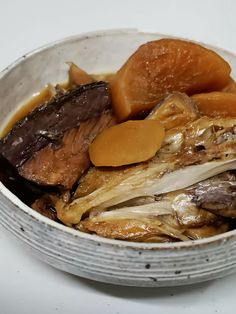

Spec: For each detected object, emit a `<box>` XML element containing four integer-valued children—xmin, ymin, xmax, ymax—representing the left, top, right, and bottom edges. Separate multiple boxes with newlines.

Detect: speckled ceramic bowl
<box><xmin>1</xmin><ymin>29</ymin><xmax>236</xmax><ymax>287</ymax></box>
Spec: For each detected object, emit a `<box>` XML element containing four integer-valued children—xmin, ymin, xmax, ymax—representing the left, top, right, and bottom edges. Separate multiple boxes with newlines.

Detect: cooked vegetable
<box><xmin>192</xmin><ymin>92</ymin><xmax>236</xmax><ymax>117</ymax></box>
<box><xmin>89</xmin><ymin>120</ymin><xmax>165</xmax><ymax>167</ymax></box>
<box><xmin>68</xmin><ymin>62</ymin><xmax>95</xmax><ymax>87</ymax></box>
<box><xmin>222</xmin><ymin>78</ymin><xmax>236</xmax><ymax>94</ymax></box>
<box><xmin>111</xmin><ymin>39</ymin><xmax>231</xmax><ymax>121</ymax></box>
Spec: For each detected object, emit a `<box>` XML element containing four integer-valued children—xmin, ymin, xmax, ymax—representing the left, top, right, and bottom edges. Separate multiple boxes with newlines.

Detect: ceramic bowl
<box><xmin>1</xmin><ymin>29</ymin><xmax>236</xmax><ymax>287</ymax></box>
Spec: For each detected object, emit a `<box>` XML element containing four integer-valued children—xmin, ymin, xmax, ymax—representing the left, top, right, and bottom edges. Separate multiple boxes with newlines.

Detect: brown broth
<box><xmin>1</xmin><ymin>73</ymin><xmax>115</xmax><ymax>138</ymax></box>
<box><xmin>0</xmin><ymin>72</ymin><xmax>114</xmax><ymax>208</ymax></box>
<box><xmin>1</xmin><ymin>85</ymin><xmax>53</xmax><ymax>138</ymax></box>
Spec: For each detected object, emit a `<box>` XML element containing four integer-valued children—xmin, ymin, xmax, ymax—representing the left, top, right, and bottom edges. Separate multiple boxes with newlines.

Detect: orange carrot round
<box><xmin>89</xmin><ymin>120</ymin><xmax>165</xmax><ymax>167</ymax></box>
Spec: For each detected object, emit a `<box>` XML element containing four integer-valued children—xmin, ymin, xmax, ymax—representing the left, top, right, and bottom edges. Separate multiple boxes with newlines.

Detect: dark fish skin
<box><xmin>0</xmin><ymin>155</ymin><xmax>57</xmax><ymax>205</ymax></box>
<box><xmin>192</xmin><ymin>171</ymin><xmax>236</xmax><ymax>218</ymax></box>
<box><xmin>18</xmin><ymin>110</ymin><xmax>116</xmax><ymax>189</ymax></box>
<box><xmin>0</xmin><ymin>82</ymin><xmax>111</xmax><ymax>168</ymax></box>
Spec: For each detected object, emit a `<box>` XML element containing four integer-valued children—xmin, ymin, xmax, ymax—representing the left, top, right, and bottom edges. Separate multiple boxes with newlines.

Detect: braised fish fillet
<box><xmin>19</xmin><ymin>112</ymin><xmax>115</xmax><ymax>189</ymax></box>
<box><xmin>0</xmin><ymin>82</ymin><xmax>115</xmax><ymax>189</ymax></box>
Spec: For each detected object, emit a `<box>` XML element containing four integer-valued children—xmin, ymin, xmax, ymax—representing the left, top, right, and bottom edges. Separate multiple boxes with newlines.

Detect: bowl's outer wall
<box><xmin>1</xmin><ymin>30</ymin><xmax>236</xmax><ymax>287</ymax></box>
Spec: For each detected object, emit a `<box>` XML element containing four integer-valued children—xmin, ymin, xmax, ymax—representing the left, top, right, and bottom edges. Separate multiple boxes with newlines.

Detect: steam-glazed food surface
<box><xmin>1</xmin><ymin>39</ymin><xmax>236</xmax><ymax>243</ymax></box>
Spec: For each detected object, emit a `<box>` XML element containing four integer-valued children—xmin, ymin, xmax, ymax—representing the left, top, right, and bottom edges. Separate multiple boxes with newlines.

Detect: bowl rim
<box><xmin>1</xmin><ymin>28</ymin><xmax>236</xmax><ymax>250</ymax></box>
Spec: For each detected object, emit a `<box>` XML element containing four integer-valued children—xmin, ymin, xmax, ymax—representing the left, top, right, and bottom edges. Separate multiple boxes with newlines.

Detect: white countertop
<box><xmin>0</xmin><ymin>0</ymin><xmax>236</xmax><ymax>313</ymax></box>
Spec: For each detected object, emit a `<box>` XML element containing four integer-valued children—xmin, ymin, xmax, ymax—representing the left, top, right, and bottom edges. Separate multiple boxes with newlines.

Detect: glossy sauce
<box><xmin>1</xmin><ymin>85</ymin><xmax>54</xmax><ymax>138</ymax></box>
<box><xmin>1</xmin><ymin>73</ymin><xmax>115</xmax><ymax>138</ymax></box>
<box><xmin>0</xmin><ymin>72</ymin><xmax>114</xmax><ymax>208</ymax></box>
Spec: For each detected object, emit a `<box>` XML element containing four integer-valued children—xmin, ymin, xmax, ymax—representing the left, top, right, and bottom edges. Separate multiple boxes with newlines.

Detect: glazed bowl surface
<box><xmin>1</xmin><ymin>29</ymin><xmax>236</xmax><ymax>287</ymax></box>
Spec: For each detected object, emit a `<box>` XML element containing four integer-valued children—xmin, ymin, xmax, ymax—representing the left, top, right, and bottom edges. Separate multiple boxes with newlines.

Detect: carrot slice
<box><xmin>89</xmin><ymin>120</ymin><xmax>165</xmax><ymax>167</ymax></box>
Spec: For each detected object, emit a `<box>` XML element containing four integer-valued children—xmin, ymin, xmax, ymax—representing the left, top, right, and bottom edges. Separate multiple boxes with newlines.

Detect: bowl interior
<box><xmin>1</xmin><ymin>29</ymin><xmax>236</xmax><ymax>248</ymax></box>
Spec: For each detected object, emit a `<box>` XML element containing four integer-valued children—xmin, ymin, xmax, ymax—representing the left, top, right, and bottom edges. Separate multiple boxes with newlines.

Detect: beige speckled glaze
<box><xmin>1</xmin><ymin>29</ymin><xmax>236</xmax><ymax>287</ymax></box>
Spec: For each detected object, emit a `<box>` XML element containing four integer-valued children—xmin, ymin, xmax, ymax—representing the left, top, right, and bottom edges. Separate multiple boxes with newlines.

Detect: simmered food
<box><xmin>68</xmin><ymin>62</ymin><xmax>95</xmax><ymax>87</ymax></box>
<box><xmin>89</xmin><ymin>120</ymin><xmax>165</xmax><ymax>166</ymax></box>
<box><xmin>1</xmin><ymin>38</ymin><xmax>236</xmax><ymax>243</ymax></box>
<box><xmin>111</xmin><ymin>39</ymin><xmax>231</xmax><ymax>121</ymax></box>
<box><xmin>191</xmin><ymin>92</ymin><xmax>236</xmax><ymax>117</ymax></box>
<box><xmin>0</xmin><ymin>82</ymin><xmax>115</xmax><ymax>189</ymax></box>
